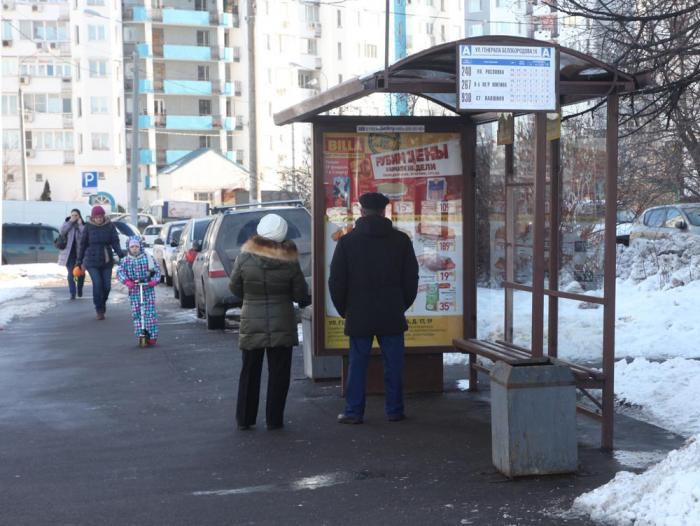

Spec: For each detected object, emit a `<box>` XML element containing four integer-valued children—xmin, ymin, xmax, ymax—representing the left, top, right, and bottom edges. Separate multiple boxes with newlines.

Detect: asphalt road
<box><xmin>0</xmin><ymin>285</ymin><xmax>684</xmax><ymax>526</ymax></box>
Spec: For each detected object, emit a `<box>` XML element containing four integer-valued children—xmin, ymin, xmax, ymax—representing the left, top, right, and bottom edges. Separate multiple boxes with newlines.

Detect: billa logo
<box><xmin>325</xmin><ymin>136</ymin><xmax>365</xmax><ymax>154</ymax></box>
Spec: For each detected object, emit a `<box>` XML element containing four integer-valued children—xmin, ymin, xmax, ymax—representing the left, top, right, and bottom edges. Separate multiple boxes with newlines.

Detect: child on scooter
<box><xmin>117</xmin><ymin>236</ymin><xmax>161</xmax><ymax>346</ymax></box>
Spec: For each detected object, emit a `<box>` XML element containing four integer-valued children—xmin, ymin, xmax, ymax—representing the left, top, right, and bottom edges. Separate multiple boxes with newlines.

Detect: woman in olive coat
<box><xmin>229</xmin><ymin>213</ymin><xmax>309</xmax><ymax>431</ymax></box>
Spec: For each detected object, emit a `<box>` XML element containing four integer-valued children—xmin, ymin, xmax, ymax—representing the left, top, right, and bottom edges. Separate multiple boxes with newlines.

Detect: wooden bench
<box><xmin>453</xmin><ymin>338</ymin><xmax>605</xmax><ymax>421</ymax></box>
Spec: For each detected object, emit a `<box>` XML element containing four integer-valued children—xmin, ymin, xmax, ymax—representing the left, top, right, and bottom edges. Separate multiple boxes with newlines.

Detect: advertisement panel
<box><xmin>322</xmin><ymin>130</ymin><xmax>464</xmax><ymax>349</ymax></box>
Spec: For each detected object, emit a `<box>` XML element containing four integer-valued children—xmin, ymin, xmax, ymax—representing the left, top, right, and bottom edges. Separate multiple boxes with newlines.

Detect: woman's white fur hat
<box><xmin>257</xmin><ymin>213</ymin><xmax>288</xmax><ymax>242</ymax></box>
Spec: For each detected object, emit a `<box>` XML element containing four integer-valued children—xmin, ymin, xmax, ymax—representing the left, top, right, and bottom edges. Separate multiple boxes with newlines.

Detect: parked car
<box><xmin>192</xmin><ymin>203</ymin><xmax>311</xmax><ymax>329</ymax></box>
<box><xmin>629</xmin><ymin>203</ymin><xmax>700</xmax><ymax>247</ymax></box>
<box><xmin>112</xmin><ymin>221</ymin><xmax>142</xmax><ymax>252</ymax></box>
<box><xmin>142</xmin><ymin>224</ymin><xmax>163</xmax><ymax>247</ymax></box>
<box><xmin>172</xmin><ymin>217</ymin><xmax>214</xmax><ymax>308</ymax></box>
<box><xmin>2</xmin><ymin>223</ymin><xmax>60</xmax><ymax>264</ymax></box>
<box><xmin>110</xmin><ymin>213</ymin><xmax>158</xmax><ymax>232</ymax></box>
<box><xmin>152</xmin><ymin>220</ymin><xmax>187</xmax><ymax>286</ymax></box>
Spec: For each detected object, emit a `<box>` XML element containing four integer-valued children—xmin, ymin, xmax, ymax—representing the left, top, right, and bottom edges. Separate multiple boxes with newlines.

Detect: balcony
<box><xmin>139</xmin><ymin>79</ymin><xmax>154</xmax><ymax>93</ymax></box>
<box><xmin>163</xmin><ymin>79</ymin><xmax>212</xmax><ymax>95</ymax></box>
<box><xmin>139</xmin><ymin>149</ymin><xmax>155</xmax><ymax>164</ymax></box>
<box><xmin>159</xmin><ymin>8</ymin><xmax>210</xmax><ymax>26</ymax></box>
<box><xmin>221</xmin><ymin>13</ymin><xmax>233</xmax><ymax>27</ymax></box>
<box><xmin>138</xmin><ymin>114</ymin><xmax>153</xmax><ymax>128</ymax></box>
<box><xmin>164</xmin><ymin>115</ymin><xmax>214</xmax><ymax>130</ymax></box>
<box><xmin>137</xmin><ymin>43</ymin><xmax>152</xmax><ymax>58</ymax></box>
<box><xmin>165</xmin><ymin>150</ymin><xmax>192</xmax><ymax>164</ymax></box>
<box><xmin>163</xmin><ymin>44</ymin><xmax>211</xmax><ymax>61</ymax></box>
<box><xmin>224</xmin><ymin>117</ymin><xmax>234</xmax><ymax>130</ymax></box>
<box><xmin>123</xmin><ymin>6</ymin><xmax>150</xmax><ymax>22</ymax></box>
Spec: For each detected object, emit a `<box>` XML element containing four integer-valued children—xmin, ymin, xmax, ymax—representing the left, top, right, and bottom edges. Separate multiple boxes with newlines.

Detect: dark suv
<box><xmin>191</xmin><ymin>203</ymin><xmax>311</xmax><ymax>329</ymax></box>
<box><xmin>2</xmin><ymin>223</ymin><xmax>60</xmax><ymax>264</ymax></box>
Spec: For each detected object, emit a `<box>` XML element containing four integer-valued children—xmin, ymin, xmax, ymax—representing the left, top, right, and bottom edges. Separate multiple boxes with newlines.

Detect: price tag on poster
<box><xmin>457</xmin><ymin>44</ymin><xmax>557</xmax><ymax>112</ymax></box>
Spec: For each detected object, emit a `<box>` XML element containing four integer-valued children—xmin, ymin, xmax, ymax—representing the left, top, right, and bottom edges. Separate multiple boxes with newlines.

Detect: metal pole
<box><xmin>548</xmin><ymin>139</ymin><xmax>561</xmax><ymax>358</ymax></box>
<box><xmin>18</xmin><ymin>87</ymin><xmax>29</xmax><ymax>200</ymax></box>
<box><xmin>246</xmin><ymin>0</ymin><xmax>258</xmax><ymax>203</ymax></box>
<box><xmin>602</xmin><ymin>93</ymin><xmax>619</xmax><ymax>450</ymax></box>
<box><xmin>129</xmin><ymin>51</ymin><xmax>140</xmax><ymax>226</ymax></box>
<box><xmin>531</xmin><ymin>112</ymin><xmax>547</xmax><ymax>357</ymax></box>
<box><xmin>384</xmin><ymin>0</ymin><xmax>390</xmax><ymax>90</ymax></box>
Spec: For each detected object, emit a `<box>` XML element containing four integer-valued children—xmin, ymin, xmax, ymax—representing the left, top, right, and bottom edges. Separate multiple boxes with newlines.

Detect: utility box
<box><xmin>490</xmin><ymin>359</ymin><xmax>578</xmax><ymax>477</ymax></box>
<box><xmin>301</xmin><ymin>308</ymin><xmax>341</xmax><ymax>380</ymax></box>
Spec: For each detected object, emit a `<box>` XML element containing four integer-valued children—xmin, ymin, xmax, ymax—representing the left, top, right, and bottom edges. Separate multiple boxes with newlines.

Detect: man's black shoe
<box><xmin>238</xmin><ymin>424</ymin><xmax>252</xmax><ymax>431</ymax></box>
<box><xmin>387</xmin><ymin>414</ymin><xmax>406</xmax><ymax>422</ymax></box>
<box><xmin>337</xmin><ymin>413</ymin><xmax>363</xmax><ymax>424</ymax></box>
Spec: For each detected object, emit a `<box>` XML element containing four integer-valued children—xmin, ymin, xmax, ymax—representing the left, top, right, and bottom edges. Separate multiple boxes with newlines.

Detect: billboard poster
<box><xmin>323</xmin><ymin>131</ymin><xmax>464</xmax><ymax>349</ymax></box>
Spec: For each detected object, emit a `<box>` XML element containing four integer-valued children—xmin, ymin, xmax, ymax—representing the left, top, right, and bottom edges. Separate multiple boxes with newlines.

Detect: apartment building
<box><xmin>121</xmin><ymin>0</ymin><xmax>242</xmax><ymax>203</ymax></box>
<box><xmin>255</xmin><ymin>0</ymin><xmax>465</xmax><ymax>189</ymax></box>
<box><xmin>1</xmin><ymin>0</ymin><xmax>126</xmax><ymax>208</ymax></box>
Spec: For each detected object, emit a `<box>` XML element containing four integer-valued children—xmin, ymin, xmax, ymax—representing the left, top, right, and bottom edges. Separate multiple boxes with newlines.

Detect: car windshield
<box><xmin>682</xmin><ymin>207</ymin><xmax>700</xmax><ymax>226</ymax></box>
<box><xmin>167</xmin><ymin>224</ymin><xmax>185</xmax><ymax>243</ymax></box>
<box><xmin>617</xmin><ymin>209</ymin><xmax>635</xmax><ymax>223</ymax></box>
<box><xmin>217</xmin><ymin>209</ymin><xmax>311</xmax><ymax>256</ymax></box>
<box><xmin>145</xmin><ymin>226</ymin><xmax>161</xmax><ymax>235</ymax></box>
<box><xmin>193</xmin><ymin>218</ymin><xmax>213</xmax><ymax>241</ymax></box>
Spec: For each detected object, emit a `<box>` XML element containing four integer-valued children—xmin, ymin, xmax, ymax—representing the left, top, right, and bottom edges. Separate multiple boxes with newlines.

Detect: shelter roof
<box><xmin>274</xmin><ymin>36</ymin><xmax>646</xmax><ymax>126</ymax></box>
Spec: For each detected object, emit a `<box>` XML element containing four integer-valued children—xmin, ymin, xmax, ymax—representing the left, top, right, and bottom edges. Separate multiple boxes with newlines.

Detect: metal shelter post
<box><xmin>504</xmin><ymin>143</ymin><xmax>515</xmax><ymax>343</ymax></box>
<box><xmin>531</xmin><ymin>113</ymin><xmax>547</xmax><ymax>357</ymax></box>
<box><xmin>602</xmin><ymin>94</ymin><xmax>619</xmax><ymax>450</ymax></box>
<box><xmin>548</xmin><ymin>139</ymin><xmax>561</xmax><ymax>357</ymax></box>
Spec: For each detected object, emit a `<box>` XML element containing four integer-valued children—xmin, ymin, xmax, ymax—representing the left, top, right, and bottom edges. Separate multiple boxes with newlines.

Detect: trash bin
<box><xmin>490</xmin><ymin>358</ymin><xmax>577</xmax><ymax>477</ymax></box>
<box><xmin>301</xmin><ymin>307</ymin><xmax>341</xmax><ymax>380</ymax></box>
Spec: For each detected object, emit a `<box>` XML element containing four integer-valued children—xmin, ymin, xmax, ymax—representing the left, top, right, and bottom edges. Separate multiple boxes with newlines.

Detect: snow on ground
<box><xmin>0</xmin><ymin>263</ymin><xmax>67</xmax><ymax>327</ymax></box>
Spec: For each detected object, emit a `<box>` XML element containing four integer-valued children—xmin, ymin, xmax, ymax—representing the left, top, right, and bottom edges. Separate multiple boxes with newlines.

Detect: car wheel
<box><xmin>179</xmin><ymin>290</ymin><xmax>195</xmax><ymax>309</ymax></box>
<box><xmin>164</xmin><ymin>265</ymin><xmax>173</xmax><ymax>286</ymax></box>
<box><xmin>173</xmin><ymin>276</ymin><xmax>180</xmax><ymax>299</ymax></box>
<box><xmin>206</xmin><ymin>310</ymin><xmax>226</xmax><ymax>330</ymax></box>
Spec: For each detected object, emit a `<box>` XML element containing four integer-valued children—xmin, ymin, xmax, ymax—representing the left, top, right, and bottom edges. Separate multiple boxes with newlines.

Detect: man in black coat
<box><xmin>329</xmin><ymin>192</ymin><xmax>419</xmax><ymax>424</ymax></box>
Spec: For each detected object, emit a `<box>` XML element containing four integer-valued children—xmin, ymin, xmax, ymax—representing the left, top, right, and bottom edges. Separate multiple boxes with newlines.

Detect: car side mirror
<box><xmin>192</xmin><ymin>240</ymin><xmax>203</xmax><ymax>252</ymax></box>
<box><xmin>170</xmin><ymin>241</ymin><xmax>179</xmax><ymax>247</ymax></box>
<box><xmin>153</xmin><ymin>238</ymin><xmax>165</xmax><ymax>246</ymax></box>
<box><xmin>676</xmin><ymin>220</ymin><xmax>688</xmax><ymax>230</ymax></box>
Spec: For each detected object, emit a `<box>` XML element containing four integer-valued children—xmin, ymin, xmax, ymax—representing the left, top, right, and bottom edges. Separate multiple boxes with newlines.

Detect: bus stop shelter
<box><xmin>275</xmin><ymin>36</ymin><xmax>646</xmax><ymax>449</ymax></box>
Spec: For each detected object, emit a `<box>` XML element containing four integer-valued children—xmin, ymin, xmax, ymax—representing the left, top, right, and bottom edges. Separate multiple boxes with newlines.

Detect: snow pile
<box><xmin>617</xmin><ymin>237</ymin><xmax>700</xmax><ymax>290</ymax></box>
<box><xmin>614</xmin><ymin>358</ymin><xmax>700</xmax><ymax>436</ymax></box>
<box><xmin>0</xmin><ymin>263</ymin><xmax>66</xmax><ymax>326</ymax></box>
<box><xmin>572</xmin><ymin>437</ymin><xmax>700</xmax><ymax>526</ymax></box>
<box><xmin>572</xmin><ymin>358</ymin><xmax>700</xmax><ymax>525</ymax></box>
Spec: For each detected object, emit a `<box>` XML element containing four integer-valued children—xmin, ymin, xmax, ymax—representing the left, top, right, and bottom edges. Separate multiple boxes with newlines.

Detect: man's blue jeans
<box><xmin>86</xmin><ymin>265</ymin><xmax>113</xmax><ymax>313</ymax></box>
<box><xmin>344</xmin><ymin>334</ymin><xmax>405</xmax><ymax>418</ymax></box>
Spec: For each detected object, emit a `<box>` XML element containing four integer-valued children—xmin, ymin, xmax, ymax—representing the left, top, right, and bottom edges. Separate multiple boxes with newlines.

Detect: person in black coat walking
<box><xmin>76</xmin><ymin>205</ymin><xmax>125</xmax><ymax>320</ymax></box>
<box><xmin>329</xmin><ymin>192</ymin><xmax>419</xmax><ymax>424</ymax></box>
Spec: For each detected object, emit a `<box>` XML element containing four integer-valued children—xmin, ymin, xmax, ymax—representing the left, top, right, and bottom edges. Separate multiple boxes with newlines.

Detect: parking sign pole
<box><xmin>129</xmin><ymin>51</ymin><xmax>140</xmax><ymax>226</ymax></box>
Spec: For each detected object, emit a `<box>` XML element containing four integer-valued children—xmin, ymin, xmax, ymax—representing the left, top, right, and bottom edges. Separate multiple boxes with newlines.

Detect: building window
<box><xmin>233</xmin><ymin>46</ymin><xmax>241</xmax><ymax>62</ymax></box>
<box><xmin>24</xmin><ymin>94</ymin><xmax>62</xmax><ymax>113</ymax></box>
<box><xmin>196</xmin><ymin>30</ymin><xmax>209</xmax><ymax>46</ymax></box>
<box><xmin>302</xmin><ymin>38</ymin><xmax>318</xmax><ymax>55</ymax></box>
<box><xmin>297</xmin><ymin>70</ymin><xmax>314</xmax><ymax>89</ymax></box>
<box><xmin>1</xmin><ymin>94</ymin><xmax>18</xmax><ymax>116</ymax></box>
<box><xmin>195</xmin><ymin>0</ymin><xmax>208</xmax><ymax>10</ymax></box>
<box><xmin>470</xmin><ymin>23</ymin><xmax>484</xmax><ymax>37</ymax></box>
<box><xmin>90</xmin><ymin>96</ymin><xmax>108</xmax><ymax>114</ymax></box>
<box><xmin>305</xmin><ymin>5</ymin><xmax>319</xmax><ymax>23</ymax></box>
<box><xmin>89</xmin><ymin>60</ymin><xmax>107</xmax><ymax>78</ymax></box>
<box><xmin>91</xmin><ymin>133</ymin><xmax>109</xmax><ymax>151</ymax></box>
<box><xmin>199</xmin><ymin>135</ymin><xmax>211</xmax><ymax>148</ymax></box>
<box><xmin>468</xmin><ymin>0</ymin><xmax>482</xmax><ymax>12</ymax></box>
<box><xmin>33</xmin><ymin>131</ymin><xmax>74</xmax><ymax>150</ymax></box>
<box><xmin>365</xmin><ymin>43</ymin><xmax>377</xmax><ymax>58</ymax></box>
<box><xmin>337</xmin><ymin>42</ymin><xmax>342</xmax><ymax>60</ymax></box>
<box><xmin>2</xmin><ymin>130</ymin><xmax>20</xmax><ymax>150</ymax></box>
<box><xmin>198</xmin><ymin>65</ymin><xmax>210</xmax><ymax>81</ymax></box>
<box><xmin>98</xmin><ymin>171</ymin><xmax>106</xmax><ymax>180</ymax></box>
<box><xmin>6</xmin><ymin>173</ymin><xmax>14</xmax><ymax>182</ymax></box>
<box><xmin>87</xmin><ymin>0</ymin><xmax>105</xmax><ymax>5</ymax></box>
<box><xmin>198</xmin><ymin>100</ymin><xmax>212</xmax><ymax>116</ymax></box>
<box><xmin>2</xmin><ymin>20</ymin><xmax>12</xmax><ymax>41</ymax></box>
<box><xmin>234</xmin><ymin>80</ymin><xmax>242</xmax><ymax>96</ymax></box>
<box><xmin>337</xmin><ymin>9</ymin><xmax>342</xmax><ymax>27</ymax></box>
<box><xmin>35</xmin><ymin>174</ymin><xmax>43</xmax><ymax>182</ymax></box>
<box><xmin>235</xmin><ymin>150</ymin><xmax>244</xmax><ymax>164</ymax></box>
<box><xmin>78</xmin><ymin>133</ymin><xmax>83</xmax><ymax>154</ymax></box>
<box><xmin>235</xmin><ymin>115</ymin><xmax>244</xmax><ymax>130</ymax></box>
<box><xmin>426</xmin><ymin>23</ymin><xmax>434</xmax><ymax>35</ymax></box>
<box><xmin>88</xmin><ymin>25</ymin><xmax>106</xmax><ymax>41</ymax></box>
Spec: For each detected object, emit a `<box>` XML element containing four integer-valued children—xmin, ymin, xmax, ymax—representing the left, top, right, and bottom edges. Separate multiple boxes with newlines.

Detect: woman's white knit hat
<box><xmin>257</xmin><ymin>213</ymin><xmax>288</xmax><ymax>242</ymax></box>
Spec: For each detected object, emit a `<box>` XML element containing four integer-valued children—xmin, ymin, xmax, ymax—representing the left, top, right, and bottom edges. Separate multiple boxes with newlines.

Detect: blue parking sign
<box><xmin>82</xmin><ymin>171</ymin><xmax>98</xmax><ymax>189</ymax></box>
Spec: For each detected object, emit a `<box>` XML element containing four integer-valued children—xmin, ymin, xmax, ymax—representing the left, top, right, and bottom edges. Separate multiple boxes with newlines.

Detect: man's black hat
<box><xmin>359</xmin><ymin>192</ymin><xmax>389</xmax><ymax>211</ymax></box>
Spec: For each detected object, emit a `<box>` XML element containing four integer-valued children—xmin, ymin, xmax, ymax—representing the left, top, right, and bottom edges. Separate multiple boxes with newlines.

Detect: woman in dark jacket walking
<box><xmin>57</xmin><ymin>208</ymin><xmax>86</xmax><ymax>299</ymax></box>
<box><xmin>76</xmin><ymin>205</ymin><xmax>125</xmax><ymax>320</ymax></box>
<box><xmin>229</xmin><ymin>213</ymin><xmax>309</xmax><ymax>431</ymax></box>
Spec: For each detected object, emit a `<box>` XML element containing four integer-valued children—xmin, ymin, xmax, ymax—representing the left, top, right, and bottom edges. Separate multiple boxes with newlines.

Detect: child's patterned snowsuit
<box><xmin>117</xmin><ymin>237</ymin><xmax>161</xmax><ymax>340</ymax></box>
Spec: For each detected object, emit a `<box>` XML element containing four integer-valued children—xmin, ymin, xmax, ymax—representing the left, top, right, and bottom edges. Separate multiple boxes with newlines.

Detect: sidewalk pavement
<box><xmin>0</xmin><ymin>287</ymin><xmax>684</xmax><ymax>526</ymax></box>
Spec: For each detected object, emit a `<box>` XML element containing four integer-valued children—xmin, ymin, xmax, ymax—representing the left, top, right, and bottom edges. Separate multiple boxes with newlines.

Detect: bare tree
<box><xmin>278</xmin><ymin>137</ymin><xmax>312</xmax><ymax>208</ymax></box>
<box><xmin>556</xmin><ymin>0</ymin><xmax>700</xmax><ymax>201</ymax></box>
